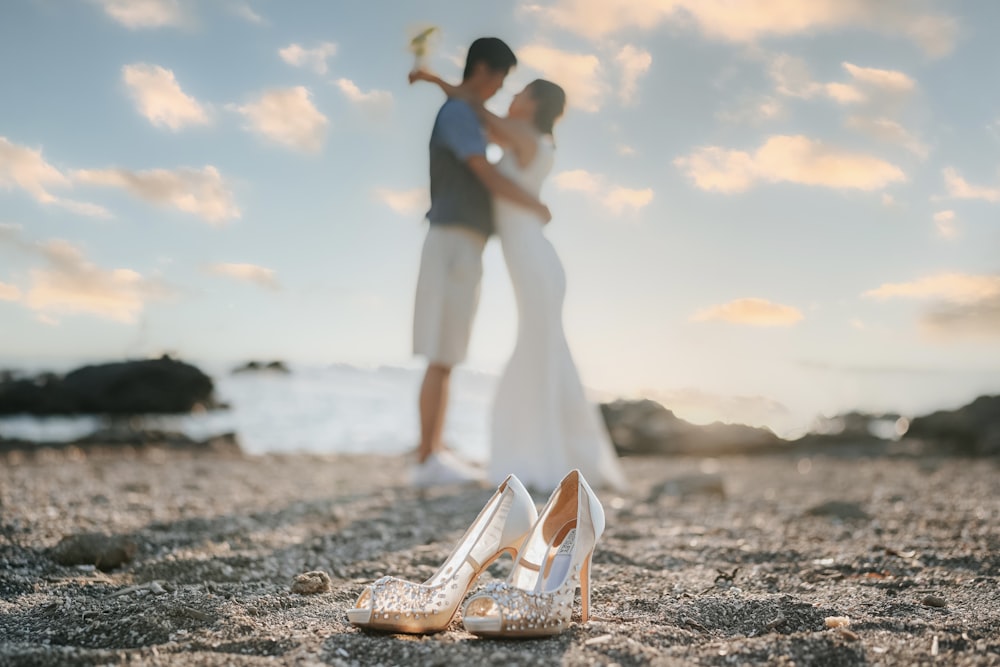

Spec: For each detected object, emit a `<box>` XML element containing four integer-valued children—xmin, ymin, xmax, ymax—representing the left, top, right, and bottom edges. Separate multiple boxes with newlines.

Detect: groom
<box><xmin>410</xmin><ymin>37</ymin><xmax>551</xmax><ymax>487</ymax></box>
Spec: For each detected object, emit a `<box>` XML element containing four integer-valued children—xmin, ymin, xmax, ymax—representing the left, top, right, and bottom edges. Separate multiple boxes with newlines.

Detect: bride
<box><xmin>411</xmin><ymin>70</ymin><xmax>627</xmax><ymax>494</ymax></box>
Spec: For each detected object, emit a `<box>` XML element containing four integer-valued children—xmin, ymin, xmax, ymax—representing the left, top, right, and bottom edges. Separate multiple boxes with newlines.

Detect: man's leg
<box><xmin>417</xmin><ymin>363</ymin><xmax>451</xmax><ymax>463</ymax></box>
<box><xmin>411</xmin><ymin>227</ymin><xmax>485</xmax><ymax>485</ymax></box>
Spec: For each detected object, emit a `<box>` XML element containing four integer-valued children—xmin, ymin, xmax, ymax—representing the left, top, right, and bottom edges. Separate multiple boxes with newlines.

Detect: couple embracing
<box><xmin>409</xmin><ymin>37</ymin><xmax>626</xmax><ymax>495</ymax></box>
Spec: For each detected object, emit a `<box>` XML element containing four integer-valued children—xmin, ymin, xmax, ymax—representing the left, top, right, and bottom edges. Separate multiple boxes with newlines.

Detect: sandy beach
<box><xmin>1</xmin><ymin>447</ymin><xmax>997</xmax><ymax>666</ymax></box>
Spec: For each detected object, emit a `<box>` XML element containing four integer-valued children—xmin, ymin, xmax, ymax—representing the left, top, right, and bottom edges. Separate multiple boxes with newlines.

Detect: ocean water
<box><xmin>0</xmin><ymin>365</ymin><xmax>497</xmax><ymax>462</ymax></box>
<box><xmin>3</xmin><ymin>361</ymin><xmax>996</xmax><ymax>456</ymax></box>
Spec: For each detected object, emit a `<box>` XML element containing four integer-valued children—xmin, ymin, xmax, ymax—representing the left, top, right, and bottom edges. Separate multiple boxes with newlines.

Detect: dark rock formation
<box><xmin>0</xmin><ymin>357</ymin><xmax>216</xmax><ymax>416</ymax></box>
<box><xmin>232</xmin><ymin>360</ymin><xmax>290</xmax><ymax>374</ymax></box>
<box><xmin>906</xmin><ymin>395</ymin><xmax>1000</xmax><ymax>456</ymax></box>
<box><xmin>601</xmin><ymin>399</ymin><xmax>786</xmax><ymax>456</ymax></box>
<box><xmin>807</xmin><ymin>411</ymin><xmax>903</xmax><ymax>440</ymax></box>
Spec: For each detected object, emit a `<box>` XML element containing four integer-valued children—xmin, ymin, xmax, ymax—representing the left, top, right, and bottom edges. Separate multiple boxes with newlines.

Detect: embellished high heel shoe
<box><xmin>347</xmin><ymin>474</ymin><xmax>537</xmax><ymax>634</ymax></box>
<box><xmin>462</xmin><ymin>469</ymin><xmax>605</xmax><ymax>637</ymax></box>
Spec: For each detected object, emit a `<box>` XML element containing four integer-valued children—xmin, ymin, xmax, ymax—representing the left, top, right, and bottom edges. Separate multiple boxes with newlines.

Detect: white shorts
<box><xmin>413</xmin><ymin>225</ymin><xmax>486</xmax><ymax>367</ymax></box>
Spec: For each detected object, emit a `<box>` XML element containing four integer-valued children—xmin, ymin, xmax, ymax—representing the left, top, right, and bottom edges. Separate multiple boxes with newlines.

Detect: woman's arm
<box><xmin>410</xmin><ymin>69</ymin><xmax>538</xmax><ymax>167</ymax></box>
<box><xmin>408</xmin><ymin>69</ymin><xmax>462</xmax><ymax>98</ymax></box>
<box><xmin>466</xmin><ymin>156</ymin><xmax>551</xmax><ymax>223</ymax></box>
<box><xmin>471</xmin><ymin>108</ymin><xmax>537</xmax><ymax>168</ymax></box>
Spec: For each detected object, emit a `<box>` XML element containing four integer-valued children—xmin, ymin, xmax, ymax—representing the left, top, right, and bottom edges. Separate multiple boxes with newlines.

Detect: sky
<box><xmin>1</xmin><ymin>0</ymin><xmax>998</xmax><ymax>434</ymax></box>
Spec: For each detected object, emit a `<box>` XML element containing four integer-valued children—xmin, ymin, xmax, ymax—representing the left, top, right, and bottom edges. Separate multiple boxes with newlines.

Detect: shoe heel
<box><xmin>462</xmin><ymin>471</ymin><xmax>604</xmax><ymax>638</ymax></box>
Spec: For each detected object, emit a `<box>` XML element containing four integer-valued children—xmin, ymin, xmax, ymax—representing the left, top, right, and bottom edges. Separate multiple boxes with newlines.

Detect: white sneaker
<box><xmin>411</xmin><ymin>451</ymin><xmax>484</xmax><ymax>488</ymax></box>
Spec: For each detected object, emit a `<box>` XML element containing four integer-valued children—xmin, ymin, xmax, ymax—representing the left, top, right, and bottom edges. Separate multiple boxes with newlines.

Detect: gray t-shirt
<box><xmin>426</xmin><ymin>99</ymin><xmax>493</xmax><ymax>237</ymax></box>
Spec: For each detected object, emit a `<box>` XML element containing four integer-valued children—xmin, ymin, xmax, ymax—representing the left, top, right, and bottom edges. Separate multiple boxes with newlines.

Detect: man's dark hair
<box><xmin>463</xmin><ymin>37</ymin><xmax>517</xmax><ymax>81</ymax></box>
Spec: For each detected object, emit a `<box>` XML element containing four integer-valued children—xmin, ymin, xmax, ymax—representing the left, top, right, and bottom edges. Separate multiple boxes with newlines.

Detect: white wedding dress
<box><xmin>489</xmin><ymin>135</ymin><xmax>628</xmax><ymax>493</ymax></box>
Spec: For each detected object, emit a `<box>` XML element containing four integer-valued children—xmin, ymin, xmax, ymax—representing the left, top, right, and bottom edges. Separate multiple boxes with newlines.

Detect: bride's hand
<box><xmin>408</xmin><ymin>68</ymin><xmax>433</xmax><ymax>85</ymax></box>
<box><xmin>536</xmin><ymin>203</ymin><xmax>552</xmax><ymax>224</ymax></box>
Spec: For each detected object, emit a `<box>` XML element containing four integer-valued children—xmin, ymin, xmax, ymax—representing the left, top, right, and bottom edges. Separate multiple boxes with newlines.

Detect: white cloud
<box><xmin>691</xmin><ymin>297</ymin><xmax>803</xmax><ymax>326</ymax></box>
<box><xmin>230</xmin><ymin>87</ymin><xmax>328</xmax><ymax>153</ymax></box>
<box><xmin>864</xmin><ymin>273</ymin><xmax>1000</xmax><ymax>302</ymax></box>
<box><xmin>553</xmin><ymin>169</ymin><xmax>603</xmax><ymax>194</ymax></box>
<box><xmin>279</xmin><ymin>43</ymin><xmax>338</xmax><ymax>75</ymax></box>
<box><xmin>864</xmin><ymin>272</ymin><xmax>1000</xmax><ymax>340</ymax></box>
<box><xmin>74</xmin><ymin>165</ymin><xmax>239</xmax><ymax>224</ymax></box>
<box><xmin>603</xmin><ymin>186</ymin><xmax>654</xmax><ymax>215</ymax></box>
<box><xmin>769</xmin><ymin>56</ymin><xmax>915</xmax><ymax>107</ymax></box>
<box><xmin>755</xmin><ymin>98</ymin><xmax>783</xmax><ymax>119</ymax></box>
<box><xmin>0</xmin><ymin>281</ymin><xmax>21</xmax><ymax>301</ymax></box>
<box><xmin>846</xmin><ymin>116</ymin><xmax>928</xmax><ymax>158</ymax></box>
<box><xmin>334</xmin><ymin>79</ymin><xmax>393</xmax><ymax>114</ymax></box>
<box><xmin>56</xmin><ymin>200</ymin><xmax>114</xmax><ymax>218</ymax></box>
<box><xmin>0</xmin><ymin>226</ymin><xmax>169</xmax><ymax>323</ymax></box>
<box><xmin>207</xmin><ymin>263</ymin><xmax>279</xmax><ymax>290</ymax></box>
<box><xmin>842</xmin><ymin>63</ymin><xmax>916</xmax><ymax>95</ymax></box>
<box><xmin>517</xmin><ymin>44</ymin><xmax>607</xmax><ymax>112</ymax></box>
<box><xmin>941</xmin><ymin>167</ymin><xmax>1000</xmax><ymax>202</ymax></box>
<box><xmin>553</xmin><ymin>169</ymin><xmax>653</xmax><ymax>215</ymax></box>
<box><xmin>374</xmin><ymin>187</ymin><xmax>428</xmax><ymax>216</ymax></box>
<box><xmin>26</xmin><ymin>243</ymin><xmax>147</xmax><ymax>322</ymax></box>
<box><xmin>94</xmin><ymin>0</ymin><xmax>186</xmax><ymax>29</ymax></box>
<box><xmin>122</xmin><ymin>64</ymin><xmax>209</xmax><ymax>131</ymax></box>
<box><xmin>822</xmin><ymin>82</ymin><xmax>865</xmax><ymax>104</ymax></box>
<box><xmin>932</xmin><ymin>210</ymin><xmax>957</xmax><ymax>239</ymax></box>
<box><xmin>881</xmin><ymin>193</ymin><xmax>895</xmax><ymax>206</ymax></box>
<box><xmin>674</xmin><ymin>134</ymin><xmax>905</xmax><ymax>193</ymax></box>
<box><xmin>0</xmin><ymin>137</ymin><xmax>110</xmax><ymax>218</ymax></box>
<box><xmin>617</xmin><ymin>144</ymin><xmax>637</xmax><ymax>156</ymax></box>
<box><xmin>769</xmin><ymin>54</ymin><xmax>832</xmax><ymax>100</ymax></box>
<box><xmin>615</xmin><ymin>44</ymin><xmax>652</xmax><ymax>105</ymax></box>
<box><xmin>523</xmin><ymin>0</ymin><xmax>957</xmax><ymax>56</ymax></box>
<box><xmin>922</xmin><ymin>298</ymin><xmax>1000</xmax><ymax>340</ymax></box>
<box><xmin>230</xmin><ymin>2</ymin><xmax>264</xmax><ymax>24</ymax></box>
<box><xmin>716</xmin><ymin>94</ymin><xmax>785</xmax><ymax>125</ymax></box>
<box><xmin>0</xmin><ymin>138</ymin><xmax>68</xmax><ymax>201</ymax></box>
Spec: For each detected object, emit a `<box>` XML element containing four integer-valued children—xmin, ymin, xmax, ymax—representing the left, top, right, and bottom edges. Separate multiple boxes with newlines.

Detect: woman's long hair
<box><xmin>528</xmin><ymin>79</ymin><xmax>566</xmax><ymax>135</ymax></box>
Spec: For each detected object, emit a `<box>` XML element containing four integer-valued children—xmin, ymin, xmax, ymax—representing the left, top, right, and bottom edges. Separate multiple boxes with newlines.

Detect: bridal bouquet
<box><xmin>408</xmin><ymin>25</ymin><xmax>439</xmax><ymax>72</ymax></box>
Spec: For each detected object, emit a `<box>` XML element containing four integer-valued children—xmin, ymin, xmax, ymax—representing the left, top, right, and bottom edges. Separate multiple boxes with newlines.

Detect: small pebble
<box><xmin>825</xmin><ymin>616</ymin><xmax>851</xmax><ymax>628</ymax></box>
<box><xmin>922</xmin><ymin>595</ymin><xmax>947</xmax><ymax>608</ymax></box>
<box><xmin>839</xmin><ymin>628</ymin><xmax>860</xmax><ymax>642</ymax></box>
<box><xmin>51</xmin><ymin>532</ymin><xmax>137</xmax><ymax>571</ymax></box>
<box><xmin>291</xmin><ymin>571</ymin><xmax>331</xmax><ymax>595</ymax></box>
<box><xmin>585</xmin><ymin>634</ymin><xmax>612</xmax><ymax>646</ymax></box>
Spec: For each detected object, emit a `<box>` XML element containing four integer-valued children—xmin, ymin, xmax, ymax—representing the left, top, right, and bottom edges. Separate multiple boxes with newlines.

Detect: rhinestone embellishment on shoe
<box><xmin>365</xmin><ymin>572</ymin><xmax>461</xmax><ymax>619</ymax></box>
<box><xmin>464</xmin><ymin>567</ymin><xmax>581</xmax><ymax>633</ymax></box>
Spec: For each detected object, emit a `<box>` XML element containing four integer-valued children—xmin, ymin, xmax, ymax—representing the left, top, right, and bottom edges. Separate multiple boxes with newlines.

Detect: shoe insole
<box><xmin>538</xmin><ymin>528</ymin><xmax>576</xmax><ymax>594</ymax></box>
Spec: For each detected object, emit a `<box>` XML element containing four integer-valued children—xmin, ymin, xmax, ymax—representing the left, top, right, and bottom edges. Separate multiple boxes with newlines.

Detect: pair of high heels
<box><xmin>347</xmin><ymin>469</ymin><xmax>605</xmax><ymax>637</ymax></box>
